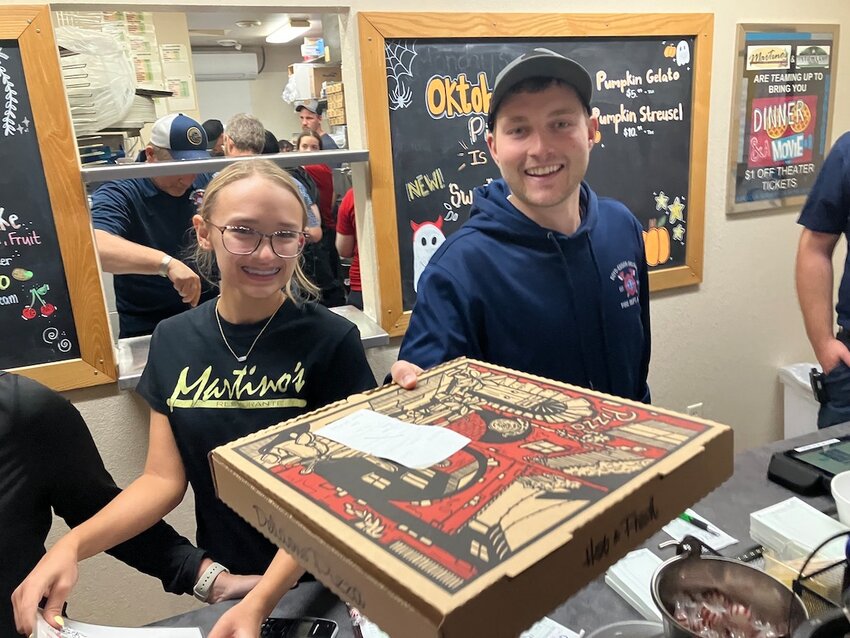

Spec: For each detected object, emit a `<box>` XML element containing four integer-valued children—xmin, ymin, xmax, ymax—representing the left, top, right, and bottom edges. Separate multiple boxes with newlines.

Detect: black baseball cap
<box><xmin>202</xmin><ymin>119</ymin><xmax>224</xmax><ymax>149</ymax></box>
<box><xmin>488</xmin><ymin>48</ymin><xmax>593</xmax><ymax>130</ymax></box>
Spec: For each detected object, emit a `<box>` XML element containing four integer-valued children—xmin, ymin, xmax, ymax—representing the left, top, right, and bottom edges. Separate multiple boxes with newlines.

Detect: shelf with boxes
<box><xmin>287</xmin><ymin>62</ymin><xmax>341</xmax><ymax>101</ymax></box>
<box><xmin>325</xmin><ymin>81</ymin><xmax>345</xmax><ymax>126</ymax></box>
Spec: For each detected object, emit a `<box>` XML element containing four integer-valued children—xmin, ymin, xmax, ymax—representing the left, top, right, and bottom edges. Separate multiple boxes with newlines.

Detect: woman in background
<box><xmin>295</xmin><ymin>130</ymin><xmax>346</xmax><ymax>307</ymax></box>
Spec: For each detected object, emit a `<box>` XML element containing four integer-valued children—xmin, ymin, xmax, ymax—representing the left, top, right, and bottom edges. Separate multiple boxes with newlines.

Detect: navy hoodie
<box><xmin>399</xmin><ymin>179</ymin><xmax>651</xmax><ymax>402</ymax></box>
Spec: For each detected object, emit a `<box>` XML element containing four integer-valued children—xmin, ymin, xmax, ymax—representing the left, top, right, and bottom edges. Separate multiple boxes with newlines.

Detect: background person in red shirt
<box><xmin>335</xmin><ymin>188</ymin><xmax>362</xmax><ymax>309</ymax></box>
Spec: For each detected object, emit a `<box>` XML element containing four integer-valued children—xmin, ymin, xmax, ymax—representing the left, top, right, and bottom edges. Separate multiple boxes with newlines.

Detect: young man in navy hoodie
<box><xmin>392</xmin><ymin>49</ymin><xmax>651</xmax><ymax>402</ymax></box>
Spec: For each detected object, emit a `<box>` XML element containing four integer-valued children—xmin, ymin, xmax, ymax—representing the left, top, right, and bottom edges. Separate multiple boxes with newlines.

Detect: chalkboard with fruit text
<box><xmin>0</xmin><ymin>6</ymin><xmax>114</xmax><ymax>390</ymax></box>
<box><xmin>359</xmin><ymin>13</ymin><xmax>712</xmax><ymax>335</ymax></box>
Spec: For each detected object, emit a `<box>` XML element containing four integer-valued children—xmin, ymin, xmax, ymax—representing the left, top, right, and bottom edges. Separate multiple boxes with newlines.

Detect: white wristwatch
<box><xmin>158</xmin><ymin>254</ymin><xmax>173</xmax><ymax>278</ymax></box>
<box><xmin>193</xmin><ymin>562</ymin><xmax>229</xmax><ymax>602</ymax></box>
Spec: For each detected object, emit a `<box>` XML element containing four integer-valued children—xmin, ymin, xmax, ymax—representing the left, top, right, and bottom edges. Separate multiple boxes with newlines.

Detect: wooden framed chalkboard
<box><xmin>359</xmin><ymin>13</ymin><xmax>713</xmax><ymax>335</ymax></box>
<box><xmin>0</xmin><ymin>6</ymin><xmax>115</xmax><ymax>390</ymax></box>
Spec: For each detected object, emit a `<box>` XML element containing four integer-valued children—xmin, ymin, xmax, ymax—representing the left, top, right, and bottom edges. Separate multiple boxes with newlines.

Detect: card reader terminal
<box><xmin>768</xmin><ymin>436</ymin><xmax>850</xmax><ymax>495</ymax></box>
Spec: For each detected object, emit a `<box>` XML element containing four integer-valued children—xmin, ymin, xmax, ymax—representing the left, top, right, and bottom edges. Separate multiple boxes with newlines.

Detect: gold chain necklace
<box><xmin>215</xmin><ymin>297</ymin><xmax>284</xmax><ymax>363</ymax></box>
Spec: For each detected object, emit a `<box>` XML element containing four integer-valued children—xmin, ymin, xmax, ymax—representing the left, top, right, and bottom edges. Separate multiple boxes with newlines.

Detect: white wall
<box><xmin>195</xmin><ymin>79</ymin><xmax>256</xmax><ymax>124</ymax></box>
<box><xmin>194</xmin><ymin>45</ymin><xmax>306</xmax><ymax>144</ymax></box>
<box><xmin>8</xmin><ymin>0</ymin><xmax>850</xmax><ymax>628</ymax></box>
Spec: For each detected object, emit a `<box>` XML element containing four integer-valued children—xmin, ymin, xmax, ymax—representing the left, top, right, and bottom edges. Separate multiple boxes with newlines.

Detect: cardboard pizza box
<box><xmin>210</xmin><ymin>358</ymin><xmax>733</xmax><ymax>638</ymax></box>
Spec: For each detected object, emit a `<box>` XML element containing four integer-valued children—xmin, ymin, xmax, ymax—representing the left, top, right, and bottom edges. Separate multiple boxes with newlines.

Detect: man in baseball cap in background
<box><xmin>91</xmin><ymin>112</ymin><xmax>217</xmax><ymax>338</ymax></box>
<box><xmin>393</xmin><ymin>49</ymin><xmax>652</xmax><ymax>404</ymax></box>
<box><xmin>202</xmin><ymin>118</ymin><xmax>225</xmax><ymax>157</ymax></box>
<box><xmin>295</xmin><ymin>98</ymin><xmax>339</xmax><ymax>150</ymax></box>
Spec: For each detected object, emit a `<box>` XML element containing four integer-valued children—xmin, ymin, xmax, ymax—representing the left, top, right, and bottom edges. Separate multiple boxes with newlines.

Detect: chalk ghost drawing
<box><xmin>411</xmin><ymin>216</ymin><xmax>446</xmax><ymax>292</ymax></box>
<box><xmin>676</xmin><ymin>41</ymin><xmax>690</xmax><ymax>66</ymax></box>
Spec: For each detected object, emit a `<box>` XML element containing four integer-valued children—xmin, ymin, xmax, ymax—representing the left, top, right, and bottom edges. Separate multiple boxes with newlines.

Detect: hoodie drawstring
<box><xmin>583</xmin><ymin>234</ymin><xmax>616</xmax><ymax>388</ymax></box>
<box><xmin>548</xmin><ymin>231</ymin><xmax>596</xmax><ymax>391</ymax></box>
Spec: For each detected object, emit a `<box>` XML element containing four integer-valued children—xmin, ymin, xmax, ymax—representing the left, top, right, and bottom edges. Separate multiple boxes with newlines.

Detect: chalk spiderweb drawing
<box><xmin>0</xmin><ymin>49</ymin><xmax>19</xmax><ymax>137</ymax></box>
<box><xmin>386</xmin><ymin>40</ymin><xmax>417</xmax><ymax>110</ymax></box>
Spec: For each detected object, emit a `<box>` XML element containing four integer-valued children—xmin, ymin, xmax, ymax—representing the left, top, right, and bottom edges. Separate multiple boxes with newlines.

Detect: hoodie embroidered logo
<box><xmin>609</xmin><ymin>260</ymin><xmax>640</xmax><ymax>309</ymax></box>
<box><xmin>166</xmin><ymin>363</ymin><xmax>306</xmax><ymax>410</ymax></box>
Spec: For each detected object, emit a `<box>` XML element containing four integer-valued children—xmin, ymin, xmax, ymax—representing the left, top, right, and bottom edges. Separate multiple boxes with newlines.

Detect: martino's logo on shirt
<box><xmin>610</xmin><ymin>260</ymin><xmax>640</xmax><ymax>310</ymax></box>
<box><xmin>166</xmin><ymin>363</ymin><xmax>307</xmax><ymax>411</ymax></box>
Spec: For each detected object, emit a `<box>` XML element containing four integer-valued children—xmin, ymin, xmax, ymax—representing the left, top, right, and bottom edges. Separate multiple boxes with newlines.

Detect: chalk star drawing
<box><xmin>668</xmin><ymin>197</ymin><xmax>685</xmax><ymax>223</ymax></box>
<box><xmin>654</xmin><ymin>191</ymin><xmax>669</xmax><ymax>211</ymax></box>
<box><xmin>672</xmin><ymin>224</ymin><xmax>685</xmax><ymax>242</ymax></box>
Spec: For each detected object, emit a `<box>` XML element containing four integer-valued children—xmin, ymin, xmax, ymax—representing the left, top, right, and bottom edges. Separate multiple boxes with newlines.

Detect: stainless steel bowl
<box><xmin>651</xmin><ymin>550</ymin><xmax>808</xmax><ymax>637</ymax></box>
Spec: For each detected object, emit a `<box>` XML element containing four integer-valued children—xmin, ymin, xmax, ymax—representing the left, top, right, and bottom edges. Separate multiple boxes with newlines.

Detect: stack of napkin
<box><xmin>604</xmin><ymin>548</ymin><xmax>664</xmax><ymax>622</ymax></box>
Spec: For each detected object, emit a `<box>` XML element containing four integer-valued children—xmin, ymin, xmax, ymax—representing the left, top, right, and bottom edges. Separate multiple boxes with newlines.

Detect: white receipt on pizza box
<box><xmin>317</xmin><ymin>409</ymin><xmax>470</xmax><ymax>469</ymax></box>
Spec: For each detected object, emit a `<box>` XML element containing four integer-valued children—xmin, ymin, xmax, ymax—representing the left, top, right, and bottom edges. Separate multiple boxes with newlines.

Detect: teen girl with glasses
<box><xmin>13</xmin><ymin>160</ymin><xmax>376</xmax><ymax>636</ymax></box>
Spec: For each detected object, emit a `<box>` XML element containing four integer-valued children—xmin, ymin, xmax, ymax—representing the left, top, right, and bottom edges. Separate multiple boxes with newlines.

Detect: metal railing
<box><xmin>80</xmin><ymin>149</ymin><xmax>369</xmax><ymax>184</ymax></box>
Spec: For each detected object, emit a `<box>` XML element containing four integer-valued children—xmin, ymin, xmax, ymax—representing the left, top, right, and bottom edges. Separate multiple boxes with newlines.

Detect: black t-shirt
<box><xmin>136</xmin><ymin>298</ymin><xmax>377</xmax><ymax>575</ymax></box>
<box><xmin>0</xmin><ymin>372</ymin><xmax>205</xmax><ymax>637</ymax></box>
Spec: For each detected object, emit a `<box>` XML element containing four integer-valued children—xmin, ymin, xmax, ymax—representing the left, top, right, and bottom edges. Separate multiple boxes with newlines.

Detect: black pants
<box><xmin>321</xmin><ymin>228</ymin><xmax>340</xmax><ymax>279</ymax></box>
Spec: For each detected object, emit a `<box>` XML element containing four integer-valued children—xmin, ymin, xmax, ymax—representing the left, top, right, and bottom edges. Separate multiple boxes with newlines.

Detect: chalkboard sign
<box><xmin>0</xmin><ymin>6</ymin><xmax>114</xmax><ymax>389</ymax></box>
<box><xmin>360</xmin><ymin>13</ymin><xmax>712</xmax><ymax>333</ymax></box>
<box><xmin>0</xmin><ymin>42</ymin><xmax>79</xmax><ymax>368</ymax></box>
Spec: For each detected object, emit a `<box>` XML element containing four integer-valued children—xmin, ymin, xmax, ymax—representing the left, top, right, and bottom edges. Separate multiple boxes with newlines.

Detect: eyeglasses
<box><xmin>206</xmin><ymin>223</ymin><xmax>307</xmax><ymax>259</ymax></box>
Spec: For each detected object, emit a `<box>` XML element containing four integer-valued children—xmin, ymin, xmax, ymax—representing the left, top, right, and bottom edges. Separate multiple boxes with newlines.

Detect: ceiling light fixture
<box><xmin>265</xmin><ymin>18</ymin><xmax>310</xmax><ymax>44</ymax></box>
<box><xmin>235</xmin><ymin>20</ymin><xmax>262</xmax><ymax>28</ymax></box>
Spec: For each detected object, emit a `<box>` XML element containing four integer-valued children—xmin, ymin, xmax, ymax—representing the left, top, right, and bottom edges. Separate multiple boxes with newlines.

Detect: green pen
<box><xmin>679</xmin><ymin>512</ymin><xmax>719</xmax><ymax>536</ymax></box>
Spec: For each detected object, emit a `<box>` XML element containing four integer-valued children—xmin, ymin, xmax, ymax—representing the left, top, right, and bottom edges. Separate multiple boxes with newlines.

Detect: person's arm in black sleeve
<box><xmin>38</xmin><ymin>386</ymin><xmax>207</xmax><ymax>595</ymax></box>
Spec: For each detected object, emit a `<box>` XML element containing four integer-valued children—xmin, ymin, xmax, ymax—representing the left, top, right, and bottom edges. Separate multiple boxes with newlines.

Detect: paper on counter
<box><xmin>520</xmin><ymin>616</ymin><xmax>583</xmax><ymax>638</ymax></box>
<box><xmin>348</xmin><ymin>606</ymin><xmax>391</xmax><ymax>638</ymax></box>
<box><xmin>36</xmin><ymin>614</ymin><xmax>202</xmax><ymax>637</ymax></box>
<box><xmin>35</xmin><ymin>615</ymin><xmax>60</xmax><ymax>638</ymax></box>
<box><xmin>357</xmin><ymin>616</ymin><xmax>391</xmax><ymax>638</ymax></box>
<box><xmin>317</xmin><ymin>409</ymin><xmax>470</xmax><ymax>469</ymax></box>
<box><xmin>662</xmin><ymin>508</ymin><xmax>738</xmax><ymax>551</ymax></box>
